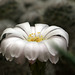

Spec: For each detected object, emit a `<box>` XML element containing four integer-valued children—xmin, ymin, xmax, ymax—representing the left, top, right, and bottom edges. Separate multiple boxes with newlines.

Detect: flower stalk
<box><xmin>29</xmin><ymin>60</ymin><xmax>46</xmax><ymax>75</ymax></box>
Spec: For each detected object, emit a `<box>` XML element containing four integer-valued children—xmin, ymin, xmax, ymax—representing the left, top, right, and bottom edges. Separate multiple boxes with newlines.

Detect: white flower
<box><xmin>0</xmin><ymin>22</ymin><xmax>69</xmax><ymax>64</ymax></box>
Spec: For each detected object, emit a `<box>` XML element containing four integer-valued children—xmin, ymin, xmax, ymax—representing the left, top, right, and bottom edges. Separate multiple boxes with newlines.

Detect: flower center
<box><xmin>27</xmin><ymin>32</ymin><xmax>43</xmax><ymax>42</ymax></box>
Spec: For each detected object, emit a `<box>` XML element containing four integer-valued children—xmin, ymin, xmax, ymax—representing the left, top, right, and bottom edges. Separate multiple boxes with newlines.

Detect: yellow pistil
<box><xmin>34</xmin><ymin>33</ymin><xmax>35</xmax><ymax>35</ymax></box>
<box><xmin>38</xmin><ymin>32</ymin><xmax>40</xmax><ymax>34</ymax></box>
<box><xmin>28</xmin><ymin>34</ymin><xmax>33</xmax><ymax>37</ymax></box>
<box><xmin>27</xmin><ymin>32</ymin><xmax>44</xmax><ymax>42</ymax></box>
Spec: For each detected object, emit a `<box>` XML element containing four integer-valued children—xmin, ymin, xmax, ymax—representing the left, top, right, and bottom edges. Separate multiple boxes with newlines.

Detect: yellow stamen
<box><xmin>40</xmin><ymin>35</ymin><xmax>43</xmax><ymax>38</ymax></box>
<box><xmin>34</xmin><ymin>33</ymin><xmax>35</xmax><ymax>35</ymax></box>
<box><xmin>27</xmin><ymin>32</ymin><xmax>44</xmax><ymax>42</ymax></box>
<box><xmin>38</xmin><ymin>32</ymin><xmax>40</xmax><ymax>34</ymax></box>
<box><xmin>32</xmin><ymin>33</ymin><xmax>33</xmax><ymax>35</ymax></box>
<box><xmin>28</xmin><ymin>34</ymin><xmax>32</xmax><ymax>37</ymax></box>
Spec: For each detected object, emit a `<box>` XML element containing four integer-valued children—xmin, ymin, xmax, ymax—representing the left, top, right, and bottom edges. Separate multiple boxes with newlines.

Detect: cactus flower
<box><xmin>0</xmin><ymin>22</ymin><xmax>69</xmax><ymax>64</ymax></box>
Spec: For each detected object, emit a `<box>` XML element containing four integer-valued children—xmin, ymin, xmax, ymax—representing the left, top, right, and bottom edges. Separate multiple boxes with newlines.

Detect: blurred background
<box><xmin>0</xmin><ymin>0</ymin><xmax>75</xmax><ymax>75</ymax></box>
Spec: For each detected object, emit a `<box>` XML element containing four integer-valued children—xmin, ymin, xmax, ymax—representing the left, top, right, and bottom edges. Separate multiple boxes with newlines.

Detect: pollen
<box><xmin>27</xmin><ymin>32</ymin><xmax>43</xmax><ymax>42</ymax></box>
<box><xmin>37</xmin><ymin>32</ymin><xmax>40</xmax><ymax>34</ymax></box>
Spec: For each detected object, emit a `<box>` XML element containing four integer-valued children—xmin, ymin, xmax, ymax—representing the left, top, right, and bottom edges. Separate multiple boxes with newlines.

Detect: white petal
<box><xmin>16</xmin><ymin>22</ymin><xmax>31</xmax><ymax>35</ymax></box>
<box><xmin>14</xmin><ymin>27</ymin><xmax>28</xmax><ymax>39</ymax></box>
<box><xmin>1</xmin><ymin>37</ymin><xmax>25</xmax><ymax>61</ymax></box>
<box><xmin>31</xmin><ymin>26</ymin><xmax>36</xmax><ymax>37</ymax></box>
<box><xmin>0</xmin><ymin>28</ymin><xmax>24</xmax><ymax>40</ymax></box>
<box><xmin>24</xmin><ymin>42</ymin><xmax>40</xmax><ymax>61</ymax></box>
<box><xmin>41</xmin><ymin>26</ymin><xmax>60</xmax><ymax>37</ymax></box>
<box><xmin>43</xmin><ymin>36</ymin><xmax>67</xmax><ymax>56</ymax></box>
<box><xmin>9</xmin><ymin>39</ymin><xmax>26</xmax><ymax>58</ymax></box>
<box><xmin>43</xmin><ymin>40</ymin><xmax>57</xmax><ymax>56</ymax></box>
<box><xmin>41</xmin><ymin>26</ymin><xmax>69</xmax><ymax>46</ymax></box>
<box><xmin>45</xmin><ymin>28</ymin><xmax>69</xmax><ymax>46</ymax></box>
<box><xmin>51</xmin><ymin>36</ymin><xmax>67</xmax><ymax>50</ymax></box>
<box><xmin>1</xmin><ymin>37</ymin><xmax>19</xmax><ymax>56</ymax></box>
<box><xmin>1</xmin><ymin>39</ymin><xmax>15</xmax><ymax>61</ymax></box>
<box><xmin>49</xmin><ymin>54</ymin><xmax>59</xmax><ymax>64</ymax></box>
<box><xmin>38</xmin><ymin>42</ymin><xmax>49</xmax><ymax>62</ymax></box>
<box><xmin>35</xmin><ymin>24</ymin><xmax>49</xmax><ymax>36</ymax></box>
<box><xmin>5</xmin><ymin>46</ymin><xmax>13</xmax><ymax>61</ymax></box>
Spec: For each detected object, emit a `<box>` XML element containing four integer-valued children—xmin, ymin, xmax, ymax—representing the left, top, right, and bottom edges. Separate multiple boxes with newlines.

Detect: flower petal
<box><xmin>31</xmin><ymin>26</ymin><xmax>36</xmax><ymax>37</ymax></box>
<box><xmin>42</xmin><ymin>26</ymin><xmax>69</xmax><ymax>46</ymax></box>
<box><xmin>1</xmin><ymin>37</ymin><xmax>19</xmax><ymax>56</ymax></box>
<box><xmin>38</xmin><ymin>42</ymin><xmax>49</xmax><ymax>62</ymax></box>
<box><xmin>43</xmin><ymin>36</ymin><xmax>67</xmax><ymax>56</ymax></box>
<box><xmin>9</xmin><ymin>40</ymin><xmax>25</xmax><ymax>58</ymax></box>
<box><xmin>14</xmin><ymin>27</ymin><xmax>28</xmax><ymax>39</ymax></box>
<box><xmin>16</xmin><ymin>22</ymin><xmax>31</xmax><ymax>35</ymax></box>
<box><xmin>1</xmin><ymin>37</ymin><xmax>26</xmax><ymax>61</ymax></box>
<box><xmin>0</xmin><ymin>28</ymin><xmax>24</xmax><ymax>40</ymax></box>
<box><xmin>5</xmin><ymin>46</ymin><xmax>13</xmax><ymax>61</ymax></box>
<box><xmin>35</xmin><ymin>24</ymin><xmax>49</xmax><ymax>36</ymax></box>
<box><xmin>41</xmin><ymin>26</ymin><xmax>60</xmax><ymax>37</ymax></box>
<box><xmin>49</xmin><ymin>54</ymin><xmax>59</xmax><ymax>64</ymax></box>
<box><xmin>45</xmin><ymin>28</ymin><xmax>69</xmax><ymax>46</ymax></box>
<box><xmin>24</xmin><ymin>42</ymin><xmax>40</xmax><ymax>61</ymax></box>
<box><xmin>1</xmin><ymin>37</ymin><xmax>19</xmax><ymax>61</ymax></box>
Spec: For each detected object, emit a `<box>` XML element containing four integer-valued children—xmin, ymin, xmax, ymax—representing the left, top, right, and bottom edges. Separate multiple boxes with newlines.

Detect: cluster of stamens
<box><xmin>27</xmin><ymin>32</ymin><xmax>43</xmax><ymax>42</ymax></box>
